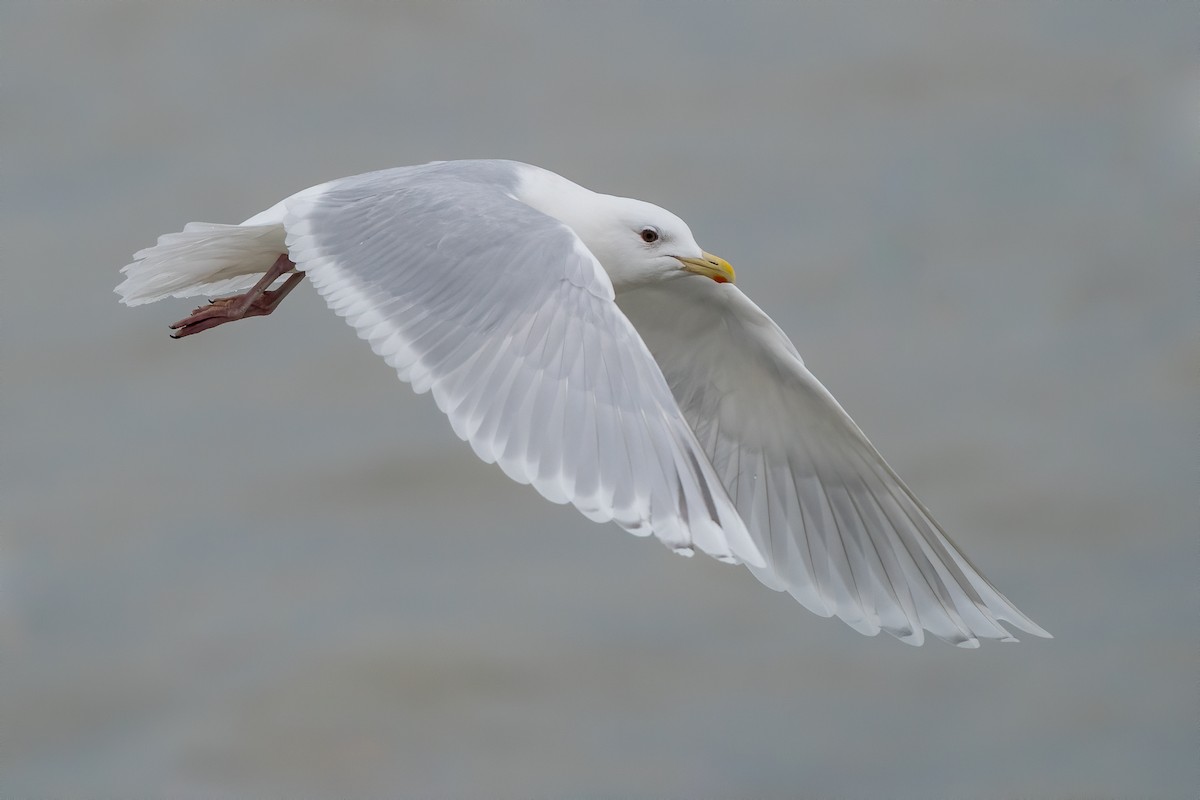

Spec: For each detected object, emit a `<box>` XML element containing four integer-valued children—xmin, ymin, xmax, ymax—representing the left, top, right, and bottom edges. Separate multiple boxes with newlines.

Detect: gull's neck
<box><xmin>513</xmin><ymin>164</ymin><xmax>647</xmax><ymax>290</ymax></box>
<box><xmin>513</xmin><ymin>164</ymin><xmax>602</xmax><ymax>234</ymax></box>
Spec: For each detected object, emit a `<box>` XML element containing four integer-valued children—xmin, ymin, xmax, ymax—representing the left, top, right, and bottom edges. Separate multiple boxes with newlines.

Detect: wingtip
<box><xmin>1020</xmin><ymin>614</ymin><xmax>1054</xmax><ymax>639</ymax></box>
<box><xmin>995</xmin><ymin>608</ymin><xmax>1053</xmax><ymax>640</ymax></box>
<box><xmin>891</xmin><ymin>626</ymin><xmax>925</xmax><ymax>647</ymax></box>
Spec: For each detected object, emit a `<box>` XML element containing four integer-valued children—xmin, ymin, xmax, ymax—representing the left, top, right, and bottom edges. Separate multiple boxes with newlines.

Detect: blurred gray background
<box><xmin>3</xmin><ymin>3</ymin><xmax>1195</xmax><ymax>798</ymax></box>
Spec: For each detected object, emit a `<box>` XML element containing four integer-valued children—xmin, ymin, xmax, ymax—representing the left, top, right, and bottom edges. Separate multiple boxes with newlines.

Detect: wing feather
<box><xmin>281</xmin><ymin>166</ymin><xmax>763</xmax><ymax>568</ymax></box>
<box><xmin>618</xmin><ymin>276</ymin><xmax>1050</xmax><ymax>645</ymax></box>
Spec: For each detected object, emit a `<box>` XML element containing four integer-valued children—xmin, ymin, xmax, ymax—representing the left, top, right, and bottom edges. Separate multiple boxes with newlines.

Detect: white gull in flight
<box><xmin>117</xmin><ymin>159</ymin><xmax>1050</xmax><ymax>647</ymax></box>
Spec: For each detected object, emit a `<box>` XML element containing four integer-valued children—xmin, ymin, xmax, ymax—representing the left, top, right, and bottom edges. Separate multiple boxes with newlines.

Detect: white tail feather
<box><xmin>116</xmin><ymin>222</ymin><xmax>287</xmax><ymax>306</ymax></box>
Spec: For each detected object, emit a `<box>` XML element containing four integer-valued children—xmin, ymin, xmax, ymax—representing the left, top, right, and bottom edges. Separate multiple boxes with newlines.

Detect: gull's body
<box><xmin>118</xmin><ymin>159</ymin><xmax>1049</xmax><ymax>647</ymax></box>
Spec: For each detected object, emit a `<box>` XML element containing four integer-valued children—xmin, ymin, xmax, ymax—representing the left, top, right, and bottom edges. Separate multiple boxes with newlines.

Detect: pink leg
<box><xmin>169</xmin><ymin>254</ymin><xmax>304</xmax><ymax>339</ymax></box>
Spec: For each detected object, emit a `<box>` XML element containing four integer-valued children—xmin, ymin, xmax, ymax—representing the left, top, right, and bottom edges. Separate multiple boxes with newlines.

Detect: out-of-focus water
<box><xmin>3</xmin><ymin>3</ymin><xmax>1195</xmax><ymax>797</ymax></box>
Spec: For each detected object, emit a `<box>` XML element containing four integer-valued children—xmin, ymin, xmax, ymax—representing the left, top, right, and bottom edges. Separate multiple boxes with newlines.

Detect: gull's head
<box><xmin>578</xmin><ymin>195</ymin><xmax>736</xmax><ymax>293</ymax></box>
<box><xmin>513</xmin><ymin>165</ymin><xmax>729</xmax><ymax>293</ymax></box>
<box><xmin>514</xmin><ymin>165</ymin><xmax>736</xmax><ymax>293</ymax></box>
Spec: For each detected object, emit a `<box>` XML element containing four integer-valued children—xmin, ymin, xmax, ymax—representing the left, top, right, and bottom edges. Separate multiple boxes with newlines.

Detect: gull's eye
<box><xmin>640</xmin><ymin>227</ymin><xmax>660</xmax><ymax>243</ymax></box>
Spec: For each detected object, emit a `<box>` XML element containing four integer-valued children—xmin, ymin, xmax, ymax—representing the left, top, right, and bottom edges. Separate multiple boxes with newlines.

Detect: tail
<box><xmin>116</xmin><ymin>222</ymin><xmax>287</xmax><ymax>306</ymax></box>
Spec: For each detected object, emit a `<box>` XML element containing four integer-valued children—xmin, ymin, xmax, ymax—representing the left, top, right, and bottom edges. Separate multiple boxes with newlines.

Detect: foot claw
<box><xmin>165</xmin><ymin>257</ymin><xmax>303</xmax><ymax>339</ymax></box>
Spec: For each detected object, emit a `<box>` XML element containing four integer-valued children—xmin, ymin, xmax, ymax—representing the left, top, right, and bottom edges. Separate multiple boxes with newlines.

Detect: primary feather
<box><xmin>618</xmin><ymin>278</ymin><xmax>1051</xmax><ymax>646</ymax></box>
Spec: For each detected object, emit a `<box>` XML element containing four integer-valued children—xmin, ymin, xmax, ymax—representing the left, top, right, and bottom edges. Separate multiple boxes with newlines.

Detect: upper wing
<box><xmin>280</xmin><ymin>167</ymin><xmax>762</xmax><ymax>567</ymax></box>
<box><xmin>617</xmin><ymin>277</ymin><xmax>1050</xmax><ymax>646</ymax></box>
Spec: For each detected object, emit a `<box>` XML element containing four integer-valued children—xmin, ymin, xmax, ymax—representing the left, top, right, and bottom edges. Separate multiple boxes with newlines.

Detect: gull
<box><xmin>117</xmin><ymin>159</ymin><xmax>1050</xmax><ymax>647</ymax></box>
